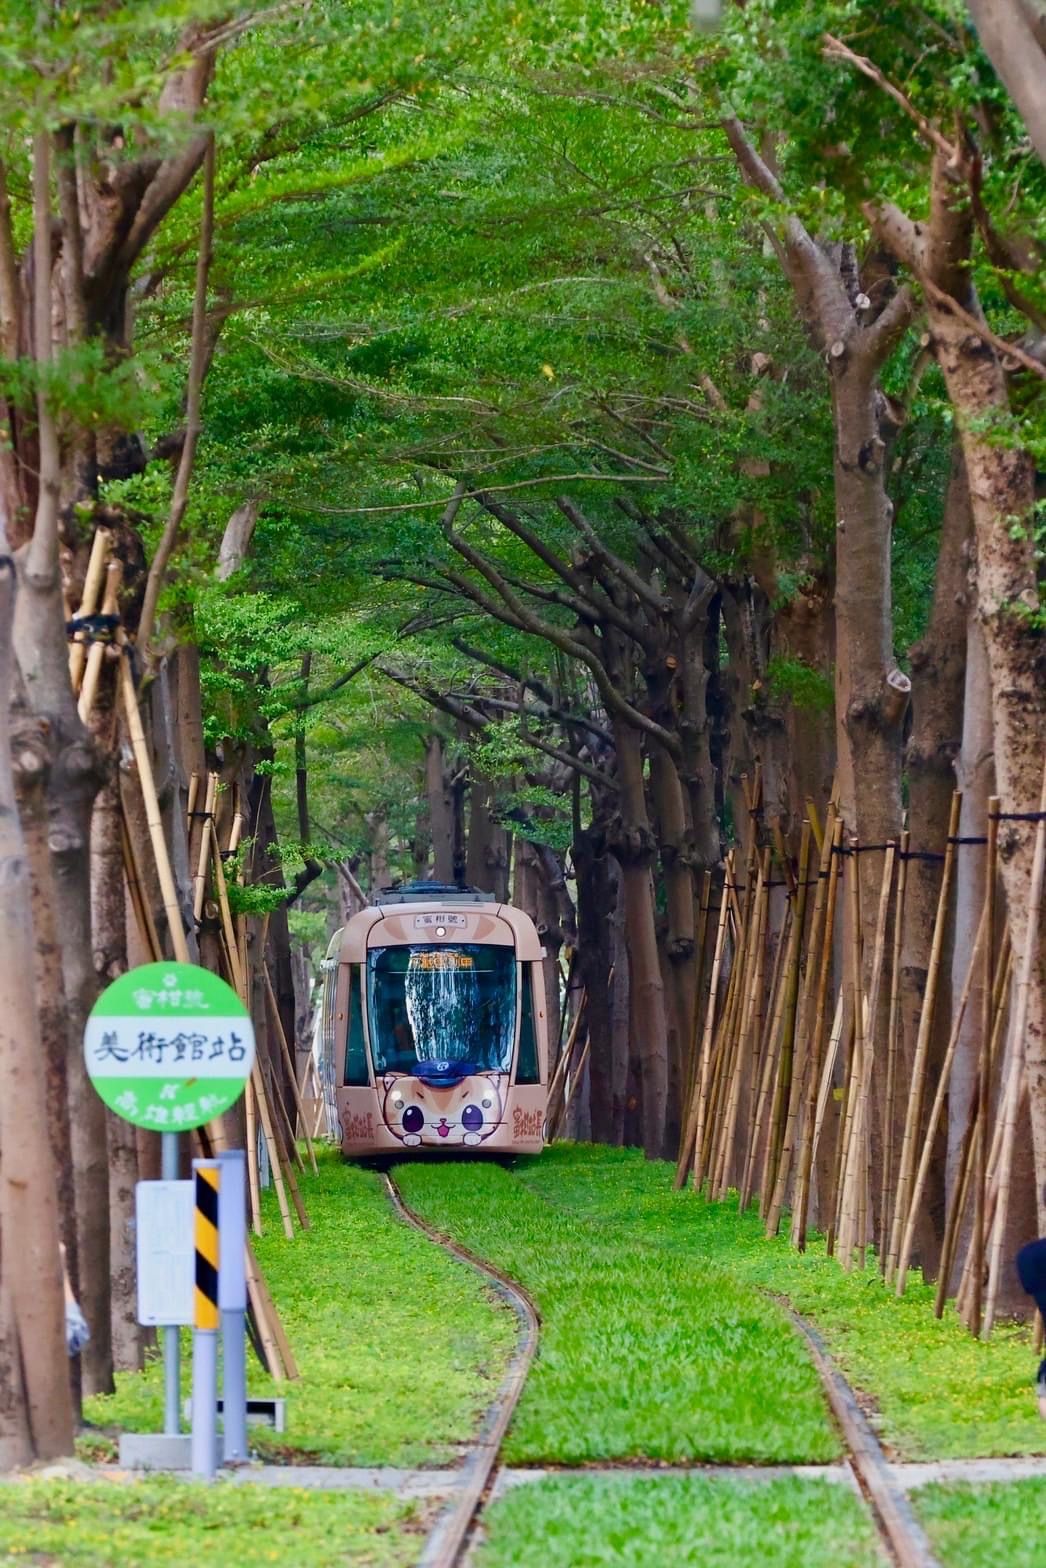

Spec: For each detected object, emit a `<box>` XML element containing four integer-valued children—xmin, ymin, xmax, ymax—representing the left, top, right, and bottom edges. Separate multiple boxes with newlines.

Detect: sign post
<box><xmin>86</xmin><ymin>962</ymin><xmax>254</xmax><ymax>1471</ymax></box>
<box><xmin>192</xmin><ymin>1159</ymin><xmax>221</xmax><ymax>1478</ymax></box>
<box><xmin>218</xmin><ymin>1151</ymin><xmax>248</xmax><ymax>1462</ymax></box>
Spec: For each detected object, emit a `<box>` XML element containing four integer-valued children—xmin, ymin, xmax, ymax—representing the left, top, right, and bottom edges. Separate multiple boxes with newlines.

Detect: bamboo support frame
<box><xmin>888</xmin><ymin>791</ymin><xmax>962</xmax><ymax>1283</ymax></box>
<box><xmin>894</xmin><ymin>899</ymin><xmax>988</xmax><ymax>1294</ymax></box>
<box><xmin>879</xmin><ymin>828</ymin><xmax>909</xmax><ymax>1270</ymax></box>
<box><xmin>971</xmin><ymin>796</ymin><xmax>999</xmax><ymax>1335</ymax></box>
<box><xmin>983</xmin><ymin>760</ymin><xmax>1046</xmax><ymax>1337</ymax></box>
<box><xmin>68</xmin><ymin>526</ymin><xmax>111</xmax><ymax>691</ymax></box>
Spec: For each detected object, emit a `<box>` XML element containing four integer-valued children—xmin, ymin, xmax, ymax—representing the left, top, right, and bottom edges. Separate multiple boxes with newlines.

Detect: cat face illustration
<box><xmin>381</xmin><ymin>1073</ymin><xmax>503</xmax><ymax>1147</ymax></box>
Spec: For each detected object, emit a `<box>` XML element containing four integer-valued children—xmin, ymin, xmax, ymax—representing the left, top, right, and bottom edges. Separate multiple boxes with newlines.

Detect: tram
<box><xmin>318</xmin><ymin>882</ymin><xmax>549</xmax><ymax>1157</ymax></box>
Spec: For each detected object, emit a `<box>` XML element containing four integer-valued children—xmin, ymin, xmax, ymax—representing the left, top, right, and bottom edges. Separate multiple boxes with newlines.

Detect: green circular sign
<box><xmin>85</xmin><ymin>962</ymin><xmax>255</xmax><ymax>1132</ymax></box>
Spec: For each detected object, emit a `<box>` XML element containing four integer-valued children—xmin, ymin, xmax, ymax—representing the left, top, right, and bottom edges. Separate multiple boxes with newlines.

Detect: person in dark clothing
<box><xmin>1015</xmin><ymin>1235</ymin><xmax>1046</xmax><ymax>1418</ymax></box>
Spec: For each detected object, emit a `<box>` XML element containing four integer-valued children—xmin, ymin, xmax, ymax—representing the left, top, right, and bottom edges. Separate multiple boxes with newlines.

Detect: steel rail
<box><xmin>383</xmin><ymin>1172</ymin><xmax>539</xmax><ymax>1568</ymax></box>
<box><xmin>786</xmin><ymin>1308</ymin><xmax>941</xmax><ymax>1568</ymax></box>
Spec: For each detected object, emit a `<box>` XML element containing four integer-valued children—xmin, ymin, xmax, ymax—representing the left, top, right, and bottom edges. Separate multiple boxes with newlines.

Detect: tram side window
<box><xmin>516</xmin><ymin>965</ymin><xmax>540</xmax><ymax>1085</ymax></box>
<box><xmin>344</xmin><ymin>967</ymin><xmax>370</xmax><ymax>1086</ymax></box>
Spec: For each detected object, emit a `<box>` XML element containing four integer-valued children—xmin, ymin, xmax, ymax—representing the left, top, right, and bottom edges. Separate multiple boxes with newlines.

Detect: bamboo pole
<box><xmin>887</xmin><ymin>791</ymin><xmax>962</xmax><ymax>1281</ymax></box>
<box><xmin>809</xmin><ymin>989</ymin><xmax>847</xmax><ymax>1182</ymax></box>
<box><xmin>251</xmin><ymin>1059</ymin><xmax>294</xmax><ymax>1241</ymax></box>
<box><xmin>761</xmin><ymin>822</ymin><xmax>812</xmax><ymax>1218</ymax></box>
<box><xmin>68</xmin><ymin>526</ymin><xmax>111</xmax><ymax>690</ymax></box>
<box><xmin>77</xmin><ymin>558</ymin><xmax>122</xmax><ymax>724</ymax></box>
<box><xmin>767</xmin><ymin>812</ymin><xmax>836</xmax><ymax>1235</ymax></box>
<box><xmin>934</xmin><ymin>938</ymin><xmax>1011</xmax><ymax>1319</ymax></box>
<box><xmin>186</xmin><ymin>770</ymin><xmax>200</xmax><ymax>833</ymax></box>
<box><xmin>192</xmin><ymin>772</ymin><xmax>217</xmax><ymax>922</ymax></box>
<box><xmin>707</xmin><ymin>916</ymin><xmax>750</xmax><ymax>1196</ymax></box>
<box><xmin>791</xmin><ymin>815</ymin><xmax>845</xmax><ymax>1248</ymax></box>
<box><xmin>716</xmin><ymin>849</ymin><xmax>770</xmax><ymax>1199</ymax></box>
<box><xmin>245</xmin><ymin>1077</ymin><xmax>262</xmax><ymax>1235</ymax></box>
<box><xmin>119</xmin><ymin>655</ymin><xmax>191</xmax><ymax>964</ymax></box>
<box><xmin>839</xmin><ymin>843</ymin><xmax>895</xmax><ymax>1266</ymax></box>
<box><xmin>971</xmin><ymin>796</ymin><xmax>1000</xmax><ymax>1335</ymax></box>
<box><xmin>879</xmin><ymin>829</ymin><xmax>909</xmax><ymax>1269</ymax></box>
<box><xmin>895</xmin><ymin>899</ymin><xmax>989</xmax><ymax>1294</ymax></box>
<box><xmin>264</xmin><ymin>966</ymin><xmax>318</xmax><ymax>1175</ymax></box>
<box><xmin>677</xmin><ymin>862</ymin><xmax>731</xmax><ymax>1190</ymax></box>
<box><xmin>211</xmin><ymin>819</ymin><xmax>246</xmax><ymax>1001</ymax></box>
<box><xmin>119</xmin><ymin>804</ymin><xmax>163</xmax><ymax>962</ymax></box>
<box><xmin>244</xmin><ymin>1247</ymin><xmax>285</xmax><ymax>1381</ymax></box>
<box><xmin>983</xmin><ymin>761</ymin><xmax>1046</xmax><ymax>1337</ymax></box>
<box><xmin>739</xmin><ymin>901</ymin><xmax>793</xmax><ymax>1211</ymax></box>
<box><xmin>836</xmin><ymin>834</ymin><xmax>867</xmax><ymax>1267</ymax></box>
<box><xmin>694</xmin><ymin>854</ymin><xmax>741</xmax><ymax>1190</ymax></box>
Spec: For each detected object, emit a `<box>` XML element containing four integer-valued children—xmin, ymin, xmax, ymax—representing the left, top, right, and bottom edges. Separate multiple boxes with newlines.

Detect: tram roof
<box><xmin>372</xmin><ymin>880</ymin><xmax>492</xmax><ymax>906</ymax></box>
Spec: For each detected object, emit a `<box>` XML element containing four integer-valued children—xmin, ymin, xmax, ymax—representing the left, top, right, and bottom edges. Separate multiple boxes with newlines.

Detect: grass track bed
<box><xmin>0</xmin><ymin>1478</ymin><xmax>426</xmax><ymax>1567</ymax></box>
<box><xmin>914</xmin><ymin>1478</ymin><xmax>1046</xmax><ymax>1568</ymax></box>
<box><xmin>395</xmin><ymin>1159</ymin><xmax>839</xmax><ymax>1464</ymax></box>
<box><xmin>85</xmin><ymin>1152</ymin><xmax>515</xmax><ymax>1466</ymax></box>
<box><xmin>510</xmin><ymin>1146</ymin><xmax>1044</xmax><ymax>1461</ymax></box>
<box><xmin>473</xmin><ymin>1475</ymin><xmax>881</xmax><ymax>1567</ymax></box>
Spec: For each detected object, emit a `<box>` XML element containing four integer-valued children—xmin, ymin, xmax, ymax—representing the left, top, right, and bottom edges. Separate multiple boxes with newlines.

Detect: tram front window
<box><xmin>367</xmin><ymin>944</ymin><xmax>516</xmax><ymax>1075</ymax></box>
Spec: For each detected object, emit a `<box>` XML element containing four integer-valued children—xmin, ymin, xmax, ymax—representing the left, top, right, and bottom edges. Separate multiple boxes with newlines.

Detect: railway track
<box><xmin>386</xmin><ymin>1167</ymin><xmax>940</xmax><ymax>1568</ymax></box>
<box><xmin>383</xmin><ymin>1172</ymin><xmax>539</xmax><ymax>1568</ymax></box>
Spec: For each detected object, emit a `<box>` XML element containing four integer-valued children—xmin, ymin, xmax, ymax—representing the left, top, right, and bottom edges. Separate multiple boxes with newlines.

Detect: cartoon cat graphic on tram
<box><xmin>381</xmin><ymin>1069</ymin><xmax>504</xmax><ymax>1147</ymax></box>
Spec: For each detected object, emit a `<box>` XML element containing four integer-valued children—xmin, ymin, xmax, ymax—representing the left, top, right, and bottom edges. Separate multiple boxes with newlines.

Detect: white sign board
<box><xmin>136</xmin><ymin>1180</ymin><xmax>194</xmax><ymax>1327</ymax></box>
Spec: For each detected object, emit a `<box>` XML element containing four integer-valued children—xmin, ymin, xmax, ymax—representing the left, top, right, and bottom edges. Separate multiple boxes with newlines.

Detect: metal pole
<box><xmin>191</xmin><ymin>1160</ymin><xmax>220</xmax><ymax>1479</ymax></box>
<box><xmin>161</xmin><ymin>1132</ymin><xmax>180</xmax><ymax>1436</ymax></box>
<box><xmin>218</xmin><ymin>1151</ymin><xmax>248</xmax><ymax>1463</ymax></box>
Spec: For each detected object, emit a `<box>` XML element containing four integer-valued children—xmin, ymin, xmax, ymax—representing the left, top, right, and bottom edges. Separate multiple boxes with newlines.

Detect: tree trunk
<box><xmin>608</xmin><ymin>719</ymin><xmax>669</xmax><ymax>1158</ymax></box>
<box><xmin>0</xmin><ymin>549</ymin><xmax>75</xmax><ymax>1466</ymax></box>
<box><xmin>91</xmin><ymin>750</ymin><xmax>142</xmax><ymax>1372</ymax></box>
<box><xmin>899</xmin><ymin>443</ymin><xmax>972</xmax><ymax>1269</ymax></box>
<box><xmin>425</xmin><ymin>735</ymin><xmax>454</xmax><ymax>883</ymax></box>
<box><xmin>574</xmin><ymin>823</ymin><xmax>614</xmax><ymax>1143</ymax></box>
<box><xmin>608</xmin><ymin>866</ymin><xmax>631</xmax><ymax>1146</ymax></box>
<box><xmin>947</xmin><ymin>610</ymin><xmax>995</xmax><ymax>1201</ymax></box>
<box><xmin>875</xmin><ymin>160</ymin><xmax>1046</xmax><ymax>1217</ymax></box>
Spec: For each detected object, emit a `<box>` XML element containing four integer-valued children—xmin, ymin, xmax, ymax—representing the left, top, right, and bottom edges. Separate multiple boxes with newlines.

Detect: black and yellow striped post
<box><xmin>191</xmin><ymin>1160</ymin><xmax>221</xmax><ymax>1476</ymax></box>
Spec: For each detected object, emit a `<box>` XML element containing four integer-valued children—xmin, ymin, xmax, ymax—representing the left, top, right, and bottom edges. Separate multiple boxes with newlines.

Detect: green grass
<box><xmin>914</xmin><ymin>1479</ymin><xmax>1046</xmax><ymax>1568</ymax></box>
<box><xmin>397</xmin><ymin>1145</ymin><xmax>1045</xmax><ymax>1463</ymax></box>
<box><xmin>395</xmin><ymin>1159</ymin><xmax>840</xmax><ymax>1465</ymax></box>
<box><xmin>85</xmin><ymin>1151</ymin><xmax>515</xmax><ymax>1466</ymax></box>
<box><xmin>474</xmin><ymin>1476</ymin><xmax>881</xmax><ymax>1568</ymax></box>
<box><xmin>516</xmin><ymin>1146</ymin><xmax>1046</xmax><ymax>1461</ymax></box>
<box><xmin>0</xmin><ymin>1478</ymin><xmax>426</xmax><ymax>1567</ymax></box>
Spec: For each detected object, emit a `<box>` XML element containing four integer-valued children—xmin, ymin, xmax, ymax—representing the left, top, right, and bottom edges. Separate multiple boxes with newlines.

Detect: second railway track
<box><xmin>385</xmin><ymin>1166</ymin><xmax>941</xmax><ymax>1568</ymax></box>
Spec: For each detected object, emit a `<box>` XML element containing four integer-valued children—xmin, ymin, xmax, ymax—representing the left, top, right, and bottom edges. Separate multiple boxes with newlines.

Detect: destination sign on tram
<box><xmin>84</xmin><ymin>962</ymin><xmax>255</xmax><ymax>1131</ymax></box>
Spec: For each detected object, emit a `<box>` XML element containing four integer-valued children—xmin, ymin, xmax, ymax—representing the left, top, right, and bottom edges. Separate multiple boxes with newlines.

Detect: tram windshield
<box><xmin>367</xmin><ymin>944</ymin><xmax>516</xmax><ymax>1075</ymax></box>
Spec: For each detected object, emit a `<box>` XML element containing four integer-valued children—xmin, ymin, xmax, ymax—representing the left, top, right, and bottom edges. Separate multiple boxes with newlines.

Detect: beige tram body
<box><xmin>318</xmin><ymin>884</ymin><xmax>549</xmax><ymax>1157</ymax></box>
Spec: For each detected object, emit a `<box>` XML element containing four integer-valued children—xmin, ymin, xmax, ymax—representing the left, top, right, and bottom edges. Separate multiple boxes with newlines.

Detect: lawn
<box><xmin>0</xmin><ymin>1478</ymin><xmax>427</xmax><ymax>1568</ymax></box>
<box><xmin>395</xmin><ymin>1159</ymin><xmax>840</xmax><ymax>1465</ymax></box>
<box><xmin>473</xmin><ymin>1475</ymin><xmax>881</xmax><ymax>1568</ymax></box>
<box><xmin>84</xmin><ymin>1151</ymin><xmax>515</xmax><ymax>1466</ymax></box>
<box><xmin>397</xmin><ymin>1144</ymin><xmax>1045</xmax><ymax>1463</ymax></box>
<box><xmin>914</xmin><ymin>1478</ymin><xmax>1046</xmax><ymax>1568</ymax></box>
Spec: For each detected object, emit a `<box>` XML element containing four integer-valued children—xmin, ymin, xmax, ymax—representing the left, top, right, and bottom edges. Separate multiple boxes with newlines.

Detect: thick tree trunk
<box><xmin>947</xmin><ymin>611</ymin><xmax>995</xmax><ymax>1201</ymax></box>
<box><xmin>14</xmin><ymin>557</ymin><xmax>112</xmax><ymax>1398</ymax></box>
<box><xmin>608</xmin><ymin>867</ymin><xmax>631</xmax><ymax>1146</ymax></box>
<box><xmin>465</xmin><ymin>774</ymin><xmax>509</xmax><ymax>897</ymax></box>
<box><xmin>898</xmin><ymin>444</ymin><xmax>972</xmax><ymax>1268</ymax></box>
<box><xmin>875</xmin><ymin>161</ymin><xmax>1046</xmax><ymax>1216</ymax></box>
<box><xmin>0</xmin><ymin>549</ymin><xmax>75</xmax><ymax>1466</ymax></box>
<box><xmin>91</xmin><ymin>752</ymin><xmax>142</xmax><ymax>1372</ymax></box>
<box><xmin>425</xmin><ymin>735</ymin><xmax>454</xmax><ymax>883</ymax></box>
<box><xmin>574</xmin><ymin>824</ymin><xmax>615</xmax><ymax>1143</ymax></box>
<box><xmin>648</xmin><ymin>746</ymin><xmax>695</xmax><ymax>1154</ymax></box>
<box><xmin>608</xmin><ymin>719</ymin><xmax>669</xmax><ymax>1158</ymax></box>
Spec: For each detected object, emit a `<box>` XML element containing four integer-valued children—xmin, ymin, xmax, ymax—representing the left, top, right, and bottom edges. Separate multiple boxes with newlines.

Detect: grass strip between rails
<box><xmin>395</xmin><ymin>1158</ymin><xmax>839</xmax><ymax>1464</ymax></box>
<box><xmin>473</xmin><ymin>1475</ymin><xmax>881</xmax><ymax>1568</ymax></box>
<box><xmin>913</xmin><ymin>1478</ymin><xmax>1046</xmax><ymax>1568</ymax></box>
<box><xmin>0</xmin><ymin>1478</ymin><xmax>426</xmax><ymax>1568</ymax></box>
<box><xmin>85</xmin><ymin>1151</ymin><xmax>515</xmax><ymax>1466</ymax></box>
<box><xmin>510</xmin><ymin>1146</ymin><xmax>1045</xmax><ymax>1462</ymax></box>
